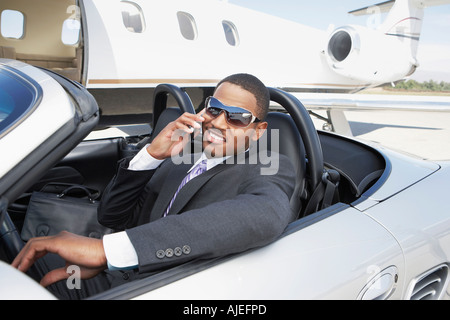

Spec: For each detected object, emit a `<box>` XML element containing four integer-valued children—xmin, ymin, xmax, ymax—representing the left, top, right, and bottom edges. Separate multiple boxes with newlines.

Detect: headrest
<box><xmin>261</xmin><ymin>112</ymin><xmax>306</xmax><ymax>176</ymax></box>
<box><xmin>150</xmin><ymin>107</ymin><xmax>183</xmax><ymax>142</ymax></box>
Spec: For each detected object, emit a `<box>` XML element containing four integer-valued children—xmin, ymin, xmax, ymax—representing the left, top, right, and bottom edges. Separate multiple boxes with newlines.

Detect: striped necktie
<box><xmin>163</xmin><ymin>159</ymin><xmax>208</xmax><ymax>217</ymax></box>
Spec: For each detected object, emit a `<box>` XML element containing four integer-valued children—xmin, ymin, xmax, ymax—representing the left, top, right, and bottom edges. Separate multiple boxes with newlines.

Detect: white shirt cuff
<box><xmin>103</xmin><ymin>231</ymin><xmax>139</xmax><ymax>270</ymax></box>
<box><xmin>128</xmin><ymin>144</ymin><xmax>164</xmax><ymax>171</ymax></box>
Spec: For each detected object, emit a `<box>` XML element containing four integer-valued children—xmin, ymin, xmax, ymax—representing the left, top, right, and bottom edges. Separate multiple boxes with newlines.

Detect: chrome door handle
<box><xmin>358</xmin><ymin>266</ymin><xmax>398</xmax><ymax>300</ymax></box>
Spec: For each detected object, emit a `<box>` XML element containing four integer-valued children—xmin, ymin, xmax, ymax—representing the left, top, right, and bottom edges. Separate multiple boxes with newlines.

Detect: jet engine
<box><xmin>325</xmin><ymin>25</ymin><xmax>418</xmax><ymax>84</ymax></box>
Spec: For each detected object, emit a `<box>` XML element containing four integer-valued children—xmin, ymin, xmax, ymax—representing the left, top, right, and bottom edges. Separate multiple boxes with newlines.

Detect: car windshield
<box><xmin>0</xmin><ymin>68</ymin><xmax>36</xmax><ymax>137</ymax></box>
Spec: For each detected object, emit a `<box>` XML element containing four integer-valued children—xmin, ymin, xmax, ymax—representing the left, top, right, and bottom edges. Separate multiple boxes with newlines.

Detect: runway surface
<box><xmin>311</xmin><ymin>109</ymin><xmax>450</xmax><ymax>161</ymax></box>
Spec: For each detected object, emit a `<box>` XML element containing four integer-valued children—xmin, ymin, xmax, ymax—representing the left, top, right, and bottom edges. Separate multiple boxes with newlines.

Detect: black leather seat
<box><xmin>151</xmin><ymin>84</ymin><xmax>195</xmax><ymax>140</ymax></box>
<box><xmin>150</xmin><ymin>107</ymin><xmax>183</xmax><ymax>142</ymax></box>
<box><xmin>260</xmin><ymin>112</ymin><xmax>306</xmax><ymax>218</ymax></box>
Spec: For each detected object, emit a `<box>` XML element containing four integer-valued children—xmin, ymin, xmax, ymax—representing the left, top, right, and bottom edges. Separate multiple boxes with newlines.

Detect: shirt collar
<box><xmin>188</xmin><ymin>153</ymin><xmax>232</xmax><ymax>173</ymax></box>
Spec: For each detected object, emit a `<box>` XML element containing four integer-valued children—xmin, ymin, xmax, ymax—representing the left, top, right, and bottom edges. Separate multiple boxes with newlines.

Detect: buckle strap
<box><xmin>303</xmin><ymin>169</ymin><xmax>340</xmax><ymax>216</ymax></box>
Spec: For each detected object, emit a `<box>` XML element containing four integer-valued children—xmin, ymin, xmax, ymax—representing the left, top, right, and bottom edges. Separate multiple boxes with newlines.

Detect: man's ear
<box><xmin>252</xmin><ymin>122</ymin><xmax>268</xmax><ymax>141</ymax></box>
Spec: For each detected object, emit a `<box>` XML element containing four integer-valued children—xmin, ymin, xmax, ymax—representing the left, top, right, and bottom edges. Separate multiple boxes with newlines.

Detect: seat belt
<box><xmin>302</xmin><ymin>169</ymin><xmax>340</xmax><ymax>216</ymax></box>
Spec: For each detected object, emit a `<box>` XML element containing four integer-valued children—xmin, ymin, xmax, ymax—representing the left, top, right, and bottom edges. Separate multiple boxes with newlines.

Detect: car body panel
<box><xmin>133</xmin><ymin>205</ymin><xmax>405</xmax><ymax>300</ymax></box>
<box><xmin>361</xmin><ymin>146</ymin><xmax>440</xmax><ymax>203</ymax></box>
<box><xmin>0</xmin><ymin>261</ymin><xmax>56</xmax><ymax>300</ymax></box>
<box><xmin>365</xmin><ymin>162</ymin><xmax>450</xmax><ymax>299</ymax></box>
<box><xmin>0</xmin><ymin>59</ymin><xmax>75</xmax><ymax>179</ymax></box>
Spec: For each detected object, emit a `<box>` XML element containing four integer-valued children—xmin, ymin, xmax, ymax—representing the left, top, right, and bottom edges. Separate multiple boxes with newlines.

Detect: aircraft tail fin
<box><xmin>349</xmin><ymin>0</ymin><xmax>450</xmax><ymax>59</ymax></box>
<box><xmin>378</xmin><ymin>0</ymin><xmax>424</xmax><ymax>43</ymax></box>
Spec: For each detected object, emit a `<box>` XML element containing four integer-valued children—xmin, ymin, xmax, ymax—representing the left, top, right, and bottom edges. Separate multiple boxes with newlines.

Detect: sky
<box><xmin>228</xmin><ymin>0</ymin><xmax>450</xmax><ymax>82</ymax></box>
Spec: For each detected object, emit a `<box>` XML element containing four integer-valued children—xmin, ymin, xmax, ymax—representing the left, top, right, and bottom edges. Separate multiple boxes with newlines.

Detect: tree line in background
<box><xmin>383</xmin><ymin>79</ymin><xmax>450</xmax><ymax>92</ymax></box>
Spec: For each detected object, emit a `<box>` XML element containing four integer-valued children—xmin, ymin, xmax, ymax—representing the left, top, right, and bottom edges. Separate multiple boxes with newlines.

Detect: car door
<box><xmin>95</xmin><ymin>203</ymin><xmax>405</xmax><ymax>300</ymax></box>
<box><xmin>0</xmin><ymin>59</ymin><xmax>98</xmax><ymax>261</ymax></box>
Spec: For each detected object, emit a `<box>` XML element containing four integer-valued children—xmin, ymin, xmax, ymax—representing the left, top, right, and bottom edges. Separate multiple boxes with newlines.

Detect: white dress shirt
<box><xmin>103</xmin><ymin>145</ymin><xmax>230</xmax><ymax>270</ymax></box>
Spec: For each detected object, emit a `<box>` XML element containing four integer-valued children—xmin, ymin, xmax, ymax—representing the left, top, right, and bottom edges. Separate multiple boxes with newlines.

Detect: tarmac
<box><xmin>311</xmin><ymin>109</ymin><xmax>450</xmax><ymax>161</ymax></box>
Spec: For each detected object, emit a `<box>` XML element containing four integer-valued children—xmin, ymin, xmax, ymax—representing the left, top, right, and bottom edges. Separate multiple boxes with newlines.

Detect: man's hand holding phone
<box><xmin>146</xmin><ymin>111</ymin><xmax>205</xmax><ymax>160</ymax></box>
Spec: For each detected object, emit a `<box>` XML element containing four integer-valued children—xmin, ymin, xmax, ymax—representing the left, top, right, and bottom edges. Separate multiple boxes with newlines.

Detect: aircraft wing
<box><xmin>282</xmin><ymin>92</ymin><xmax>450</xmax><ymax>136</ymax></box>
<box><xmin>292</xmin><ymin>92</ymin><xmax>450</xmax><ymax>112</ymax></box>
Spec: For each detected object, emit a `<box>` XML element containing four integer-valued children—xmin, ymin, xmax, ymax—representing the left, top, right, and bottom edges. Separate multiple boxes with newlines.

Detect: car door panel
<box><xmin>127</xmin><ymin>205</ymin><xmax>405</xmax><ymax>300</ymax></box>
<box><xmin>364</xmin><ymin>165</ymin><xmax>450</xmax><ymax>299</ymax></box>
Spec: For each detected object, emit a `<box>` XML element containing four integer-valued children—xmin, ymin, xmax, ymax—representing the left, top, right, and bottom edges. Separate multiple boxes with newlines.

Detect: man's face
<box><xmin>202</xmin><ymin>82</ymin><xmax>268</xmax><ymax>158</ymax></box>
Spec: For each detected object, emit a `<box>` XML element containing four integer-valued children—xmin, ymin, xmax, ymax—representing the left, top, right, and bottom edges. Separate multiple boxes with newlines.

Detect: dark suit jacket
<box><xmin>98</xmin><ymin>150</ymin><xmax>295</xmax><ymax>273</ymax></box>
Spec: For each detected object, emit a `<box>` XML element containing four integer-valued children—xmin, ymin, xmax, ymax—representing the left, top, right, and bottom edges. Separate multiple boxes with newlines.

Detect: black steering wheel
<box><xmin>0</xmin><ymin>200</ymin><xmax>24</xmax><ymax>262</ymax></box>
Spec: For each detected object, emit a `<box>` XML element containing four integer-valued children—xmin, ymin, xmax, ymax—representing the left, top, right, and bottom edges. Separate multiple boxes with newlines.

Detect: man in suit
<box><xmin>12</xmin><ymin>73</ymin><xmax>296</xmax><ymax>298</ymax></box>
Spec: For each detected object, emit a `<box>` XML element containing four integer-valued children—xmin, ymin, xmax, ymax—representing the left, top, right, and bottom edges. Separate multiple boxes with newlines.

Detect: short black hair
<box><xmin>215</xmin><ymin>73</ymin><xmax>270</xmax><ymax>120</ymax></box>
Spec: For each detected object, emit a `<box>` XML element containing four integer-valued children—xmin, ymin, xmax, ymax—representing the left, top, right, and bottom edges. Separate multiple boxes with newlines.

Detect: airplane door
<box><xmin>0</xmin><ymin>0</ymin><xmax>83</xmax><ymax>84</ymax></box>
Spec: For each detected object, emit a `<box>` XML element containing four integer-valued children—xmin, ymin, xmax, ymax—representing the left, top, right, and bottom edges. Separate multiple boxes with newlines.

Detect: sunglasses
<box><xmin>205</xmin><ymin>96</ymin><xmax>261</xmax><ymax>128</ymax></box>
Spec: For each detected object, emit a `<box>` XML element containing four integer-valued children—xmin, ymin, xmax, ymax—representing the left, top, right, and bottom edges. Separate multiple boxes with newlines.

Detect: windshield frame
<box><xmin>0</xmin><ymin>64</ymin><xmax>42</xmax><ymax>139</ymax></box>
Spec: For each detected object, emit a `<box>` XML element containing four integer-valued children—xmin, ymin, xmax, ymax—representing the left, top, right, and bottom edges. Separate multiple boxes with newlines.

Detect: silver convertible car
<box><xmin>1</xmin><ymin>59</ymin><xmax>450</xmax><ymax>300</ymax></box>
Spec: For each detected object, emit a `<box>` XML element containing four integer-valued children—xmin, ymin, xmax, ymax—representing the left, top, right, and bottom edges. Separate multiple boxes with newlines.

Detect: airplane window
<box><xmin>177</xmin><ymin>12</ymin><xmax>197</xmax><ymax>41</ymax></box>
<box><xmin>1</xmin><ymin>10</ymin><xmax>25</xmax><ymax>39</ymax></box>
<box><xmin>62</xmin><ymin>19</ymin><xmax>81</xmax><ymax>46</ymax></box>
<box><xmin>222</xmin><ymin>21</ymin><xmax>240</xmax><ymax>46</ymax></box>
<box><xmin>121</xmin><ymin>1</ymin><xmax>146</xmax><ymax>33</ymax></box>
